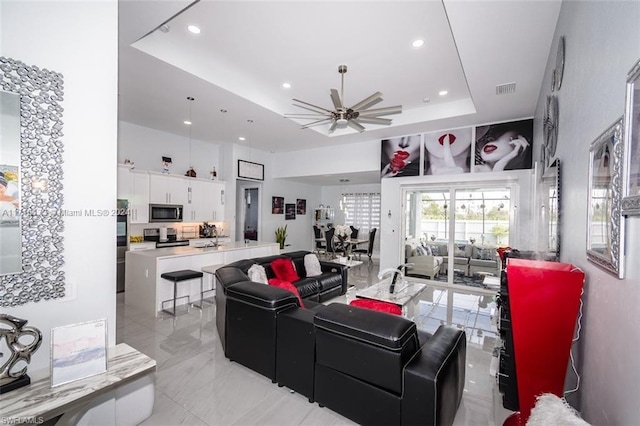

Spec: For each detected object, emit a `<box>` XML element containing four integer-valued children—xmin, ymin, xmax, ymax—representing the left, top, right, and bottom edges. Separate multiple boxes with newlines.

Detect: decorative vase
<box><xmin>0</xmin><ymin>314</ymin><xmax>42</xmax><ymax>394</ymax></box>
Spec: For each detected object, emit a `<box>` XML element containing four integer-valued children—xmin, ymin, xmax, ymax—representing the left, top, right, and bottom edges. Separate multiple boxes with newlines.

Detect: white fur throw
<box><xmin>304</xmin><ymin>254</ymin><xmax>322</xmax><ymax>277</ymax></box>
<box><xmin>248</xmin><ymin>264</ymin><xmax>268</xmax><ymax>284</ymax></box>
<box><xmin>526</xmin><ymin>394</ymin><xmax>589</xmax><ymax>426</ymax></box>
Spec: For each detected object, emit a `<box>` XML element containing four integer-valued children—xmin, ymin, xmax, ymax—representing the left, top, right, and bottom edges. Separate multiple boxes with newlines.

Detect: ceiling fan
<box><xmin>285</xmin><ymin>65</ymin><xmax>402</xmax><ymax>134</ymax></box>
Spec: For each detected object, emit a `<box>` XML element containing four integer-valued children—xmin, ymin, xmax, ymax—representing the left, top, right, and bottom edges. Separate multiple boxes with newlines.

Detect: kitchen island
<box><xmin>125</xmin><ymin>241</ymin><xmax>279</xmax><ymax>316</ymax></box>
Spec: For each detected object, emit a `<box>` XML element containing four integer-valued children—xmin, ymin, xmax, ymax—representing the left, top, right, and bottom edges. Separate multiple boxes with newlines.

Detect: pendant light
<box><xmin>186</xmin><ymin>96</ymin><xmax>195</xmax><ymax>177</ymax></box>
<box><xmin>246</xmin><ymin>119</ymin><xmax>254</xmax><ymax>205</ymax></box>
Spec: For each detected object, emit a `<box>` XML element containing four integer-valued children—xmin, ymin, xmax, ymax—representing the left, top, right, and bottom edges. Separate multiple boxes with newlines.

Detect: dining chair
<box><xmin>313</xmin><ymin>225</ymin><xmax>327</xmax><ymax>258</ymax></box>
<box><xmin>324</xmin><ymin>227</ymin><xmax>337</xmax><ymax>259</ymax></box>
<box><xmin>350</xmin><ymin>226</ymin><xmax>359</xmax><ymax>239</ymax></box>
<box><xmin>354</xmin><ymin>228</ymin><xmax>376</xmax><ymax>261</ymax></box>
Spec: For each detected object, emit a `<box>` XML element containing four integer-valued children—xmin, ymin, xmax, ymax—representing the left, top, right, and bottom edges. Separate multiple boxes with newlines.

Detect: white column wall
<box><xmin>1</xmin><ymin>0</ymin><xmax>118</xmax><ymax>377</ymax></box>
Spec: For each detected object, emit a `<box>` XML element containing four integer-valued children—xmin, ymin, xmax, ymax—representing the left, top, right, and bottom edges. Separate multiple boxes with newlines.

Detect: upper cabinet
<box><xmin>149</xmin><ymin>172</ymin><xmax>188</xmax><ymax>205</ymax></box>
<box><xmin>117</xmin><ymin>165</ymin><xmax>150</xmax><ymax>223</ymax></box>
<box><xmin>185</xmin><ymin>179</ymin><xmax>225</xmax><ymax>222</ymax></box>
<box><xmin>118</xmin><ymin>168</ymin><xmax>225</xmax><ymax>224</ymax></box>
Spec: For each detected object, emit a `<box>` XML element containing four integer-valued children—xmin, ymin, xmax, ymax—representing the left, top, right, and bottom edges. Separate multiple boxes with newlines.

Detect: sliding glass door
<box><xmin>404</xmin><ymin>184</ymin><xmax>514</xmax><ymax>291</ymax></box>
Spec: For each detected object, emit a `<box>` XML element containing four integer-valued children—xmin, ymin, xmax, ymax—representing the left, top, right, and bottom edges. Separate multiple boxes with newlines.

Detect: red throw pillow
<box><xmin>349</xmin><ymin>299</ymin><xmax>402</xmax><ymax>315</ymax></box>
<box><xmin>271</xmin><ymin>258</ymin><xmax>300</xmax><ymax>282</ymax></box>
<box><xmin>268</xmin><ymin>278</ymin><xmax>304</xmax><ymax>308</ymax></box>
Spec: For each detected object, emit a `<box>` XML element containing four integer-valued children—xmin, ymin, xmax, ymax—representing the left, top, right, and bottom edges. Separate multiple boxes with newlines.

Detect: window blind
<box><xmin>342</xmin><ymin>192</ymin><xmax>381</xmax><ymax>232</ymax></box>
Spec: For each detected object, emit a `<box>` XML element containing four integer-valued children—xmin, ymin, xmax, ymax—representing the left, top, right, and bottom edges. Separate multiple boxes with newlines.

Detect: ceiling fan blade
<box><xmin>285</xmin><ymin>113</ymin><xmax>330</xmax><ymax>117</ymax></box>
<box><xmin>293</xmin><ymin>98</ymin><xmax>334</xmax><ymax>114</ymax></box>
<box><xmin>357</xmin><ymin>105</ymin><xmax>403</xmax><ymax>117</ymax></box>
<box><xmin>347</xmin><ymin>120</ymin><xmax>366</xmax><ymax>133</ymax></box>
<box><xmin>328</xmin><ymin>120</ymin><xmax>338</xmax><ymax>134</ymax></box>
<box><xmin>330</xmin><ymin>89</ymin><xmax>343</xmax><ymax>110</ymax></box>
<box><xmin>350</xmin><ymin>91</ymin><xmax>383</xmax><ymax>112</ymax></box>
<box><xmin>301</xmin><ymin>118</ymin><xmax>333</xmax><ymax>129</ymax></box>
<box><xmin>356</xmin><ymin>116</ymin><xmax>392</xmax><ymax>125</ymax></box>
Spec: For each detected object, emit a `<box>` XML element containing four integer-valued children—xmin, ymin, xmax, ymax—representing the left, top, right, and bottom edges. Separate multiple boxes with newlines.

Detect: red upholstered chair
<box><xmin>349</xmin><ymin>298</ymin><xmax>402</xmax><ymax>315</ymax></box>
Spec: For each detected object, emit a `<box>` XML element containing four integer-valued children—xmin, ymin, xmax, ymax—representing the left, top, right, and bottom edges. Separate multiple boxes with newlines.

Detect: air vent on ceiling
<box><xmin>496</xmin><ymin>82</ymin><xmax>516</xmax><ymax>95</ymax></box>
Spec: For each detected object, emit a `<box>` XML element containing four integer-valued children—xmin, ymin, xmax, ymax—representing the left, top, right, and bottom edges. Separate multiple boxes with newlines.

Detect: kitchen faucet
<box><xmin>203</xmin><ymin>225</ymin><xmax>219</xmax><ymax>248</ymax></box>
<box><xmin>377</xmin><ymin>263</ymin><xmax>414</xmax><ymax>293</ymax></box>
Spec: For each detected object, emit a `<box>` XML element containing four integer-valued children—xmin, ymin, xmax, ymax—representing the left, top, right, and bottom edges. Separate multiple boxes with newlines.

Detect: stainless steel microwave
<box><xmin>149</xmin><ymin>204</ymin><xmax>183</xmax><ymax>222</ymax></box>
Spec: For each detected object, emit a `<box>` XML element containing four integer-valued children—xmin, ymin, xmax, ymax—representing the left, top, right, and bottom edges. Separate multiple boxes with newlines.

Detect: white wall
<box><xmin>538</xmin><ymin>1</ymin><xmax>640</xmax><ymax>423</ymax></box>
<box><xmin>118</xmin><ymin>120</ymin><xmax>223</xmax><ymax>177</ymax></box>
<box><xmin>1</xmin><ymin>0</ymin><xmax>118</xmax><ymax>379</ymax></box>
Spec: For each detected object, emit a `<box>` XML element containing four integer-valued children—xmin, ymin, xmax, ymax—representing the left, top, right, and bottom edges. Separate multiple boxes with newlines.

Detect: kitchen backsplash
<box><xmin>129</xmin><ymin>221</ymin><xmax>229</xmax><ymax>239</ymax></box>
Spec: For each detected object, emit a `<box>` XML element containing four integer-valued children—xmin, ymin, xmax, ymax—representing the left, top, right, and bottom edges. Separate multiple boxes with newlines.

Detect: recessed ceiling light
<box><xmin>411</xmin><ymin>39</ymin><xmax>424</xmax><ymax>48</ymax></box>
<box><xmin>187</xmin><ymin>25</ymin><xmax>201</xmax><ymax>34</ymax></box>
<box><xmin>282</xmin><ymin>82</ymin><xmax>291</xmax><ymax>89</ymax></box>
<box><xmin>239</xmin><ymin>137</ymin><xmax>246</xmax><ymax>141</ymax></box>
<box><xmin>184</xmin><ymin>120</ymin><xmax>192</xmax><ymax>125</ymax></box>
<box><xmin>439</xmin><ymin>90</ymin><xmax>448</xmax><ymax>96</ymax></box>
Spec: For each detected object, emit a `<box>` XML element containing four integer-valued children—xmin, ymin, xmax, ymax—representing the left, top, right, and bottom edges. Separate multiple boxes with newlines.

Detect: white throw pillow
<box><xmin>248</xmin><ymin>264</ymin><xmax>268</xmax><ymax>284</ymax></box>
<box><xmin>304</xmin><ymin>254</ymin><xmax>322</xmax><ymax>277</ymax></box>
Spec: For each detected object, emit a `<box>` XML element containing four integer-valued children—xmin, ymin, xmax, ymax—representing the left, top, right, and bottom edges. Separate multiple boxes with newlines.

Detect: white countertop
<box><xmin>126</xmin><ymin>240</ymin><xmax>278</xmax><ymax>259</ymax></box>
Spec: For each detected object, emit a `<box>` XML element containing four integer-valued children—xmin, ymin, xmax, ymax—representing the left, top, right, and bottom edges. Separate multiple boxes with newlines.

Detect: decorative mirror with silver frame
<box><xmin>0</xmin><ymin>56</ymin><xmax>65</xmax><ymax>307</ymax></box>
<box><xmin>622</xmin><ymin>57</ymin><xmax>640</xmax><ymax>216</ymax></box>
<box><xmin>586</xmin><ymin>118</ymin><xmax>624</xmax><ymax>278</ymax></box>
<box><xmin>540</xmin><ymin>159</ymin><xmax>561</xmax><ymax>260</ymax></box>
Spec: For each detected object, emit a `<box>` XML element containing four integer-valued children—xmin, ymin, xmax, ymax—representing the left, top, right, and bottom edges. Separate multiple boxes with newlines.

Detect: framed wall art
<box><xmin>285</xmin><ymin>203</ymin><xmax>296</xmax><ymax>220</ymax></box>
<box><xmin>51</xmin><ymin>319</ymin><xmax>107</xmax><ymax>387</ymax></box>
<box><xmin>586</xmin><ymin>118</ymin><xmax>625</xmax><ymax>278</ymax></box>
<box><xmin>622</xmin><ymin>58</ymin><xmax>640</xmax><ymax>216</ymax></box>
<box><xmin>238</xmin><ymin>159</ymin><xmax>264</xmax><ymax>181</ymax></box>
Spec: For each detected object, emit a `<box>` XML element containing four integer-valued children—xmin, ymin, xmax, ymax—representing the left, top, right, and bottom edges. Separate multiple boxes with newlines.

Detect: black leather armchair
<box><xmin>313</xmin><ymin>303</ymin><xmax>466</xmax><ymax>426</ymax></box>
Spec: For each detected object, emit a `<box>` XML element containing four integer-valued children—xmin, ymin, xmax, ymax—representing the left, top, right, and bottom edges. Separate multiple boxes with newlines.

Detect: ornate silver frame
<box><xmin>622</xmin><ymin>58</ymin><xmax>640</xmax><ymax>216</ymax></box>
<box><xmin>586</xmin><ymin>118</ymin><xmax>624</xmax><ymax>279</ymax></box>
<box><xmin>0</xmin><ymin>57</ymin><xmax>65</xmax><ymax>307</ymax></box>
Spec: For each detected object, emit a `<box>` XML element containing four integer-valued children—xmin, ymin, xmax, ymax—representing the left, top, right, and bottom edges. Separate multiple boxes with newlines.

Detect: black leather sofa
<box><xmin>215</xmin><ymin>250</ymin><xmax>348</xmax><ymax>354</ymax></box>
<box><xmin>215</xmin><ymin>252</ymin><xmax>466</xmax><ymax>425</ymax></box>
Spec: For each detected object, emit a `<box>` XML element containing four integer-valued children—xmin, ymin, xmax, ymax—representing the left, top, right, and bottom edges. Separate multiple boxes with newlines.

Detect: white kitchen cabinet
<box><xmin>117</xmin><ymin>164</ymin><xmax>132</xmax><ymax>199</ymax></box>
<box><xmin>129</xmin><ymin>170</ymin><xmax>150</xmax><ymax>223</ymax></box>
<box><xmin>117</xmin><ymin>166</ymin><xmax>149</xmax><ymax>223</ymax></box>
<box><xmin>149</xmin><ymin>172</ymin><xmax>188</xmax><ymax>205</ymax></box>
<box><xmin>184</xmin><ymin>179</ymin><xmax>225</xmax><ymax>222</ymax></box>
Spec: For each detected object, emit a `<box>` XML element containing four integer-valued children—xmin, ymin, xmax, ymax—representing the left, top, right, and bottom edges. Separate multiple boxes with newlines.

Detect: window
<box><xmin>404</xmin><ymin>185</ymin><xmax>513</xmax><ymax>290</ymax></box>
<box><xmin>342</xmin><ymin>192</ymin><xmax>381</xmax><ymax>232</ymax></box>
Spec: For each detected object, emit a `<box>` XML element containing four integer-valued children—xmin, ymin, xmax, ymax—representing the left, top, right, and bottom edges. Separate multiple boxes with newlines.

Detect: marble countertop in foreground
<box><xmin>1</xmin><ymin>343</ymin><xmax>156</xmax><ymax>423</ymax></box>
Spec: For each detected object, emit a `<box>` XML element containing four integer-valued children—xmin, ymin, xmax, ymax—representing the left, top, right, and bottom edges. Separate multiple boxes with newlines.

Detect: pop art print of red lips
<box><xmin>394</xmin><ymin>150</ymin><xmax>410</xmax><ymax>160</ymax></box>
<box><xmin>438</xmin><ymin>134</ymin><xmax>456</xmax><ymax>145</ymax></box>
<box><xmin>483</xmin><ymin>144</ymin><xmax>497</xmax><ymax>153</ymax></box>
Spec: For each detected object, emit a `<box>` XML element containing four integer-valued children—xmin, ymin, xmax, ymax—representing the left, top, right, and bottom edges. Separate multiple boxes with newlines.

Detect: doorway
<box><xmin>244</xmin><ymin>188</ymin><xmax>259</xmax><ymax>240</ymax></box>
<box><xmin>235</xmin><ymin>181</ymin><xmax>261</xmax><ymax>242</ymax></box>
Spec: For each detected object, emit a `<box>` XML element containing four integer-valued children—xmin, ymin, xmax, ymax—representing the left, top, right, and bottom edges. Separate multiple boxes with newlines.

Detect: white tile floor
<box><xmin>117</xmin><ymin>259</ymin><xmax>513</xmax><ymax>425</ymax></box>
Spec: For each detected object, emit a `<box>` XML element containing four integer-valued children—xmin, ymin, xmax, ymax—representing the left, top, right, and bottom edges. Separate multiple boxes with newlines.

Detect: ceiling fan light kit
<box><xmin>286</xmin><ymin>65</ymin><xmax>402</xmax><ymax>134</ymax></box>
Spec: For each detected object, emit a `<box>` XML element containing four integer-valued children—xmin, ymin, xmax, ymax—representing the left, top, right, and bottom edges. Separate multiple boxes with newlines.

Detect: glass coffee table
<box><xmin>355</xmin><ymin>277</ymin><xmax>428</xmax><ymax>319</ymax></box>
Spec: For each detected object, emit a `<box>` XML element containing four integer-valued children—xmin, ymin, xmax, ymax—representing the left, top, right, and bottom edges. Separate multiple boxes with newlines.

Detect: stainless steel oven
<box><xmin>149</xmin><ymin>204</ymin><xmax>183</xmax><ymax>223</ymax></box>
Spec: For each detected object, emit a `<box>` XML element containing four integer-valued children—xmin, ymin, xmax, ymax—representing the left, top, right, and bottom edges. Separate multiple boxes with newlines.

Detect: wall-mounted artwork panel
<box><xmin>423</xmin><ymin>128</ymin><xmax>472</xmax><ymax>175</ymax></box>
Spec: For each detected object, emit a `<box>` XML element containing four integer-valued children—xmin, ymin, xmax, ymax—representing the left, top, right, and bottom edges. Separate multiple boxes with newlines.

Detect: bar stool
<box><xmin>160</xmin><ymin>270</ymin><xmax>203</xmax><ymax>316</ymax></box>
<box><xmin>201</xmin><ymin>263</ymin><xmax>224</xmax><ymax>306</ymax></box>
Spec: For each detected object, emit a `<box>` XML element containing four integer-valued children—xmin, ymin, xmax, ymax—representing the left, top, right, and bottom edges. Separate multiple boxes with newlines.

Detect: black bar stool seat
<box><xmin>160</xmin><ymin>269</ymin><xmax>204</xmax><ymax>316</ymax></box>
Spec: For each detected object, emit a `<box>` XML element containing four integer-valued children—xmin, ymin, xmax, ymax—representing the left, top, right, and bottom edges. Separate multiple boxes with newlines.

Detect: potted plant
<box><xmin>275</xmin><ymin>225</ymin><xmax>288</xmax><ymax>250</ymax></box>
